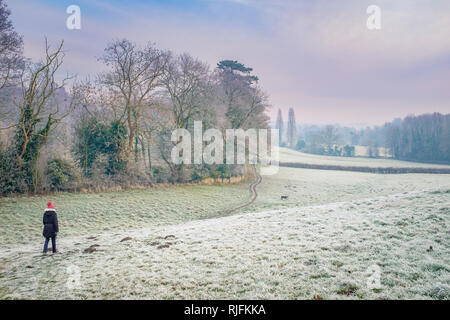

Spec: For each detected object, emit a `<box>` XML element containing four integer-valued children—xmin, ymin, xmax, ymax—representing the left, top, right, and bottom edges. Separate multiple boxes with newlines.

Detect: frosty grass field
<box><xmin>279</xmin><ymin>147</ymin><xmax>450</xmax><ymax>168</ymax></box>
<box><xmin>0</xmin><ymin>150</ymin><xmax>449</xmax><ymax>299</ymax></box>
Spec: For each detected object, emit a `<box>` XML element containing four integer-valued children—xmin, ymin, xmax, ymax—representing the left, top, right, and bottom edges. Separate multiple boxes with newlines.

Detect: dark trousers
<box><xmin>43</xmin><ymin>236</ymin><xmax>56</xmax><ymax>253</ymax></box>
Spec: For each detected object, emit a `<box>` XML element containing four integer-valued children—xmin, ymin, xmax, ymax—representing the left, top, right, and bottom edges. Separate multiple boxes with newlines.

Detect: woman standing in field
<box><xmin>42</xmin><ymin>201</ymin><xmax>59</xmax><ymax>254</ymax></box>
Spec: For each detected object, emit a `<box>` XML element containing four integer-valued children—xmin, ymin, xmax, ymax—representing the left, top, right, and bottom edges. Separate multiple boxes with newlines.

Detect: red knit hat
<box><xmin>47</xmin><ymin>201</ymin><xmax>54</xmax><ymax>209</ymax></box>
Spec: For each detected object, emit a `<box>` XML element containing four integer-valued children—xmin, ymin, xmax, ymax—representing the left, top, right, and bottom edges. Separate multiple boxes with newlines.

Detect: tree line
<box><xmin>276</xmin><ymin>107</ymin><xmax>450</xmax><ymax>163</ymax></box>
<box><xmin>0</xmin><ymin>1</ymin><xmax>269</xmax><ymax>195</ymax></box>
<box><xmin>385</xmin><ymin>113</ymin><xmax>450</xmax><ymax>163</ymax></box>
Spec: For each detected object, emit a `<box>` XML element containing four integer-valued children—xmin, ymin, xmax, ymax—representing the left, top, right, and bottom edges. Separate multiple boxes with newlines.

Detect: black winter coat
<box><xmin>42</xmin><ymin>209</ymin><xmax>59</xmax><ymax>238</ymax></box>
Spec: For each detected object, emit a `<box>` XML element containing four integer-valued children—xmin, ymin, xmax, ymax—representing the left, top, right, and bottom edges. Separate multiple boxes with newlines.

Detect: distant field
<box><xmin>243</xmin><ymin>167</ymin><xmax>450</xmax><ymax>214</ymax></box>
<box><xmin>279</xmin><ymin>147</ymin><xmax>450</xmax><ymax>168</ymax></box>
<box><xmin>1</xmin><ymin>150</ymin><xmax>449</xmax><ymax>299</ymax></box>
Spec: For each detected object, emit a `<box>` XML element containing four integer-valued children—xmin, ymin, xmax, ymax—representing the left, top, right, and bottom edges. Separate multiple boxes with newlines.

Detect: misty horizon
<box><xmin>6</xmin><ymin>0</ymin><xmax>450</xmax><ymax>126</ymax></box>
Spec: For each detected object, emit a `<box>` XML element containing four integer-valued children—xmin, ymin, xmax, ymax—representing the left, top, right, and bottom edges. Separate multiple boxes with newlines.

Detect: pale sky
<box><xmin>6</xmin><ymin>0</ymin><xmax>450</xmax><ymax>127</ymax></box>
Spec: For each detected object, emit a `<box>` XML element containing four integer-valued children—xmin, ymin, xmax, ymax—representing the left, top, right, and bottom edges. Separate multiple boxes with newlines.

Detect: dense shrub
<box><xmin>0</xmin><ymin>149</ymin><xmax>28</xmax><ymax>195</ymax></box>
<box><xmin>191</xmin><ymin>171</ymin><xmax>203</xmax><ymax>182</ymax></box>
<box><xmin>46</xmin><ymin>158</ymin><xmax>78</xmax><ymax>191</ymax></box>
<box><xmin>73</xmin><ymin>117</ymin><xmax>128</xmax><ymax>176</ymax></box>
<box><xmin>152</xmin><ymin>166</ymin><xmax>171</xmax><ymax>183</ymax></box>
<box><xmin>217</xmin><ymin>164</ymin><xmax>231</xmax><ymax>180</ymax></box>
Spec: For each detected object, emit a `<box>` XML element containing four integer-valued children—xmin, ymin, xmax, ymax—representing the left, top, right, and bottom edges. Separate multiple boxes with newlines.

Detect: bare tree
<box><xmin>157</xmin><ymin>53</ymin><xmax>211</xmax><ymax>180</ymax></box>
<box><xmin>367</xmin><ymin>141</ymin><xmax>379</xmax><ymax>158</ymax></box>
<box><xmin>1</xmin><ymin>39</ymin><xmax>73</xmax><ymax>192</ymax></box>
<box><xmin>321</xmin><ymin>125</ymin><xmax>340</xmax><ymax>153</ymax></box>
<box><xmin>216</xmin><ymin>60</ymin><xmax>269</xmax><ymax>129</ymax></box>
<box><xmin>99</xmin><ymin>39</ymin><xmax>170</xmax><ymax>162</ymax></box>
<box><xmin>161</xmin><ymin>53</ymin><xmax>210</xmax><ymax>129</ymax></box>
<box><xmin>12</xmin><ymin>40</ymin><xmax>72</xmax><ymax>164</ymax></box>
<box><xmin>230</xmin><ymin>86</ymin><xmax>269</xmax><ymax>129</ymax></box>
<box><xmin>137</xmin><ymin>98</ymin><xmax>172</xmax><ymax>171</ymax></box>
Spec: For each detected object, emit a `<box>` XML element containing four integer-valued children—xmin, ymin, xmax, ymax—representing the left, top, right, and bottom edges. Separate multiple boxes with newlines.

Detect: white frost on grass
<box><xmin>245</xmin><ymin>167</ymin><xmax>450</xmax><ymax>214</ymax></box>
<box><xmin>1</xmin><ymin>187</ymin><xmax>449</xmax><ymax>299</ymax></box>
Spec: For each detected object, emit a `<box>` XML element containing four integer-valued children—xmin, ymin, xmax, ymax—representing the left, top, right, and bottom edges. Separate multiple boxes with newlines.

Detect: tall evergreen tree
<box><xmin>216</xmin><ymin>60</ymin><xmax>268</xmax><ymax>129</ymax></box>
<box><xmin>287</xmin><ymin>108</ymin><xmax>297</xmax><ymax>148</ymax></box>
<box><xmin>275</xmin><ymin>108</ymin><xmax>283</xmax><ymax>145</ymax></box>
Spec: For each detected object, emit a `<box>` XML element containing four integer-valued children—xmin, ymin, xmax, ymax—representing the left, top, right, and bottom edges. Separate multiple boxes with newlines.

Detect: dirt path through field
<box><xmin>222</xmin><ymin>164</ymin><xmax>262</xmax><ymax>214</ymax></box>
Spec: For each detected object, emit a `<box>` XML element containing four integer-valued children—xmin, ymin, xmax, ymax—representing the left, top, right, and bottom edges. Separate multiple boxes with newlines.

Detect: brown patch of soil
<box><xmin>157</xmin><ymin>244</ymin><xmax>170</xmax><ymax>249</ymax></box>
<box><xmin>83</xmin><ymin>244</ymin><xmax>100</xmax><ymax>253</ymax></box>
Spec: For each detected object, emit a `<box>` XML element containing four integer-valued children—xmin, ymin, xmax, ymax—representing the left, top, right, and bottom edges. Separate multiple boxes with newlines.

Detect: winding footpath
<box><xmin>223</xmin><ymin>164</ymin><xmax>262</xmax><ymax>214</ymax></box>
